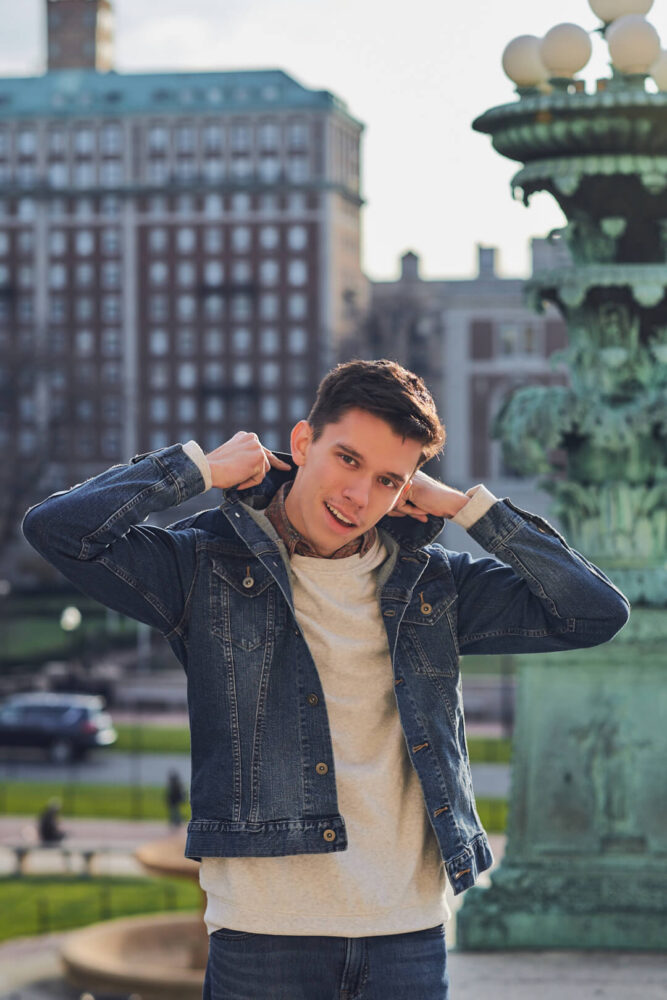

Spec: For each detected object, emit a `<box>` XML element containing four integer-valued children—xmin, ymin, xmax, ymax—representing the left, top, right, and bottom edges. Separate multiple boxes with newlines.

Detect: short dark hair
<box><xmin>307</xmin><ymin>359</ymin><xmax>445</xmax><ymax>466</ymax></box>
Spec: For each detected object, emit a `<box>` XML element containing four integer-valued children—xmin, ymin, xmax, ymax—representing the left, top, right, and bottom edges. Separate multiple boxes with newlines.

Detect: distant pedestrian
<box><xmin>38</xmin><ymin>798</ymin><xmax>66</xmax><ymax>845</ymax></box>
<box><xmin>166</xmin><ymin>770</ymin><xmax>185</xmax><ymax>827</ymax></box>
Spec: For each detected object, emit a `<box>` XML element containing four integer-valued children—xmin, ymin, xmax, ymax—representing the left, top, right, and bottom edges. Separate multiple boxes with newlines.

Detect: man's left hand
<box><xmin>388</xmin><ymin>471</ymin><xmax>469</xmax><ymax>523</ymax></box>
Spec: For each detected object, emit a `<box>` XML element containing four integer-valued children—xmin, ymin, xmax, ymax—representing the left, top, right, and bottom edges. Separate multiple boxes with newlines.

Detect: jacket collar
<box><xmin>221</xmin><ymin>451</ymin><xmax>445</xmax><ymax>553</ymax></box>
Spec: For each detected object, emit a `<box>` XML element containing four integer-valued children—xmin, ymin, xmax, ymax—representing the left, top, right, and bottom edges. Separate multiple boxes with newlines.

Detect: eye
<box><xmin>379</xmin><ymin>476</ymin><xmax>398</xmax><ymax>489</ymax></box>
<box><xmin>339</xmin><ymin>452</ymin><xmax>356</xmax><ymax>466</ymax></box>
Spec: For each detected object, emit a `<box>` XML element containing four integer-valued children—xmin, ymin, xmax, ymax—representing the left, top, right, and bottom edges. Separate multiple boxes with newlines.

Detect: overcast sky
<box><xmin>1</xmin><ymin>0</ymin><xmax>666</xmax><ymax>280</ymax></box>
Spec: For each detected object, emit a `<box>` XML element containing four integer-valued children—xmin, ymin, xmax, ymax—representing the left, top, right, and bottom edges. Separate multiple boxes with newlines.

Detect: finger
<box><xmin>264</xmin><ymin>448</ymin><xmax>291</xmax><ymax>470</ymax></box>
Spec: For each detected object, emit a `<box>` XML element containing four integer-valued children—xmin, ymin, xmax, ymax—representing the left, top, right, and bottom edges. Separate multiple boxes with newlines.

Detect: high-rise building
<box><xmin>47</xmin><ymin>0</ymin><xmax>114</xmax><ymax>72</ymax></box>
<box><xmin>0</xmin><ymin>1</ymin><xmax>366</xmax><ymax>532</ymax></box>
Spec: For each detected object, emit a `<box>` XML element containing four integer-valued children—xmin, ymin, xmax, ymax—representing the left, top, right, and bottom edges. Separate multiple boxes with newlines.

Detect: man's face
<box><xmin>284</xmin><ymin>407</ymin><xmax>422</xmax><ymax>557</ymax></box>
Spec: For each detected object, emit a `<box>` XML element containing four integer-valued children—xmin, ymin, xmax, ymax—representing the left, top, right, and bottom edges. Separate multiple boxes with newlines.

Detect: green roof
<box><xmin>0</xmin><ymin>67</ymin><xmax>361</xmax><ymax>126</ymax></box>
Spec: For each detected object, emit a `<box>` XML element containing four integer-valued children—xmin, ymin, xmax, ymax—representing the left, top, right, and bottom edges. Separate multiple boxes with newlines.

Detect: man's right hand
<box><xmin>205</xmin><ymin>432</ymin><xmax>291</xmax><ymax>490</ymax></box>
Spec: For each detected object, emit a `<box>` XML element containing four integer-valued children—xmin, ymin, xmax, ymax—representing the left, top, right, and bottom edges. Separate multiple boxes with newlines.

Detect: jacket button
<box><xmin>307</xmin><ymin>694</ymin><xmax>319</xmax><ymax>706</ymax></box>
<box><xmin>316</xmin><ymin>762</ymin><xmax>329</xmax><ymax>775</ymax></box>
<box><xmin>323</xmin><ymin>829</ymin><xmax>336</xmax><ymax>842</ymax></box>
<box><xmin>242</xmin><ymin>576</ymin><xmax>254</xmax><ymax>589</ymax></box>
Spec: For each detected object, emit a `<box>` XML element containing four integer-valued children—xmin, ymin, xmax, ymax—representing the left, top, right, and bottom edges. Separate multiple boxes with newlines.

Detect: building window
<box><xmin>260</xmin><ymin>395</ymin><xmax>279</xmax><ymax>422</ymax></box>
<box><xmin>48</xmin><ymin>130</ymin><xmax>66</xmax><ymax>155</ymax></box>
<box><xmin>204</xmin><ymin>295</ymin><xmax>224</xmax><ymax>320</ymax></box>
<box><xmin>231</xmin><ymin>294</ymin><xmax>251</xmax><ymax>320</ymax></box>
<box><xmin>101</xmin><ymin>228</ymin><xmax>120</xmax><ymax>256</ymax></box>
<box><xmin>175</xmin><ymin>125</ymin><xmax>196</xmax><ymax>154</ymax></box>
<box><xmin>287</xmin><ymin>225</ymin><xmax>307</xmax><ymax>251</ymax></box>
<box><xmin>288</xmin><ymin>121</ymin><xmax>308</xmax><ymax>148</ymax></box>
<box><xmin>147</xmin><ymin>161</ymin><xmax>169</xmax><ymax>184</ymax></box>
<box><xmin>49</xmin><ymin>230</ymin><xmax>67</xmax><ymax>256</ymax></box>
<box><xmin>149</xmin><ymin>228</ymin><xmax>168</xmax><ymax>253</ymax></box>
<box><xmin>75</xmin><ymin>329</ymin><xmax>94</xmax><ymax>355</ymax></box>
<box><xmin>258</xmin><ymin>122</ymin><xmax>279</xmax><ymax>150</ymax></box>
<box><xmin>204</xmin><ymin>124</ymin><xmax>223</xmax><ymax>152</ymax></box>
<box><xmin>177</xmin><ymin>294</ymin><xmax>196</xmax><ymax>321</ymax></box>
<box><xmin>288</xmin><ymin>360</ymin><xmax>308</xmax><ymax>387</ymax></box>
<box><xmin>204</xmin><ymin>329</ymin><xmax>224</xmax><ymax>354</ymax></box>
<box><xmin>259</xmin><ymin>157</ymin><xmax>280</xmax><ymax>183</ymax></box>
<box><xmin>102</xmin><ymin>328</ymin><xmax>122</xmax><ymax>356</ymax></box>
<box><xmin>102</xmin><ymin>261</ymin><xmax>121</xmax><ymax>288</ymax></box>
<box><xmin>100</xmin><ymin>195</ymin><xmax>121</xmax><ymax>216</ymax></box>
<box><xmin>101</xmin><ymin>123</ymin><xmax>123</xmax><ymax>155</ymax></box>
<box><xmin>232</xmin><ymin>260</ymin><xmax>251</xmax><ymax>284</ymax></box>
<box><xmin>204</xmin><ymin>396</ymin><xmax>225</xmax><ymax>422</ymax></box>
<box><xmin>48</xmin><ymin>163</ymin><xmax>69</xmax><ymax>188</ymax></box>
<box><xmin>178</xmin><ymin>396</ymin><xmax>197</xmax><ymax>422</ymax></box>
<box><xmin>259</xmin><ymin>260</ymin><xmax>279</xmax><ymax>286</ymax></box>
<box><xmin>101</xmin><ymin>295</ymin><xmax>121</xmax><ymax>322</ymax></box>
<box><xmin>17</xmin><ymin>230</ymin><xmax>34</xmax><ymax>255</ymax></box>
<box><xmin>204</xmin><ymin>227</ymin><xmax>223</xmax><ymax>253</ymax></box>
<box><xmin>101</xmin><ymin>160</ymin><xmax>123</xmax><ymax>186</ymax></box>
<box><xmin>177</xmin><ymin>227</ymin><xmax>196</xmax><ymax>253</ymax></box>
<box><xmin>233</xmin><ymin>362</ymin><xmax>252</xmax><ymax>387</ymax></box>
<box><xmin>76</xmin><ymin>230</ymin><xmax>95</xmax><ymax>256</ymax></box>
<box><xmin>75</xmin><ymin>263</ymin><xmax>94</xmax><ymax>287</ymax></box>
<box><xmin>74</xmin><ymin>128</ymin><xmax>95</xmax><ymax>155</ymax></box>
<box><xmin>74</xmin><ymin>163</ymin><xmax>96</xmax><ymax>187</ymax></box>
<box><xmin>260</xmin><ymin>327</ymin><xmax>279</xmax><ymax>354</ymax></box>
<box><xmin>204</xmin><ymin>193</ymin><xmax>223</xmax><ymax>217</ymax></box>
<box><xmin>232</xmin><ymin>226</ymin><xmax>251</xmax><ymax>253</ymax></box>
<box><xmin>49</xmin><ymin>296</ymin><xmax>67</xmax><ymax>323</ymax></box>
<box><xmin>150</xmin><ymin>396</ymin><xmax>169</xmax><ymax>422</ymax></box>
<box><xmin>231</xmin><ymin>192</ymin><xmax>251</xmax><ymax>214</ymax></box>
<box><xmin>75</xmin><ymin>297</ymin><xmax>94</xmax><ymax>321</ymax></box>
<box><xmin>148</xmin><ymin>125</ymin><xmax>169</xmax><ymax>152</ymax></box>
<box><xmin>204</xmin><ymin>260</ymin><xmax>224</xmax><ymax>285</ymax></box>
<box><xmin>203</xmin><ymin>159</ymin><xmax>224</xmax><ymax>183</ymax></box>
<box><xmin>17</xmin><ymin>198</ymin><xmax>36</xmax><ymax>220</ymax></box>
<box><xmin>149</xmin><ymin>295</ymin><xmax>169</xmax><ymax>321</ymax></box>
<box><xmin>150</xmin><ymin>329</ymin><xmax>169</xmax><ymax>355</ymax></box>
<box><xmin>231</xmin><ymin>157</ymin><xmax>252</xmax><ymax>180</ymax></box>
<box><xmin>288</xmin><ymin>260</ymin><xmax>307</xmax><ymax>286</ymax></box>
<box><xmin>149</xmin><ymin>197</ymin><xmax>168</xmax><ymax>216</ymax></box>
<box><xmin>231</xmin><ymin>123</ymin><xmax>251</xmax><ymax>152</ymax></box>
<box><xmin>260</xmin><ymin>362</ymin><xmax>280</xmax><ymax>387</ymax></box>
<box><xmin>232</xmin><ymin>327</ymin><xmax>251</xmax><ymax>354</ymax></box>
<box><xmin>288</xmin><ymin>157</ymin><xmax>309</xmax><ymax>183</ymax></box>
<box><xmin>260</xmin><ymin>293</ymin><xmax>279</xmax><ymax>320</ymax></box>
<box><xmin>288</xmin><ymin>293</ymin><xmax>307</xmax><ymax>319</ymax></box>
<box><xmin>17</xmin><ymin>130</ymin><xmax>37</xmax><ymax>156</ymax></box>
<box><xmin>288</xmin><ymin>192</ymin><xmax>306</xmax><ymax>214</ymax></box>
<box><xmin>49</xmin><ymin>263</ymin><xmax>67</xmax><ymax>289</ymax></box>
<box><xmin>259</xmin><ymin>225</ymin><xmax>279</xmax><ymax>250</ymax></box>
<box><xmin>177</xmin><ymin>328</ymin><xmax>197</xmax><ymax>355</ymax></box>
<box><xmin>177</xmin><ymin>261</ymin><xmax>196</xmax><ymax>287</ymax></box>
<box><xmin>150</xmin><ymin>261</ymin><xmax>169</xmax><ymax>286</ymax></box>
<box><xmin>288</xmin><ymin>327</ymin><xmax>307</xmax><ymax>353</ymax></box>
<box><xmin>149</xmin><ymin>362</ymin><xmax>169</xmax><ymax>389</ymax></box>
<box><xmin>178</xmin><ymin>363</ymin><xmax>197</xmax><ymax>388</ymax></box>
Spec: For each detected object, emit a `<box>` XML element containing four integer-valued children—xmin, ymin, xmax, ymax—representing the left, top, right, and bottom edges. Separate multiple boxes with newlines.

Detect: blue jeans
<box><xmin>203</xmin><ymin>924</ymin><xmax>449</xmax><ymax>999</ymax></box>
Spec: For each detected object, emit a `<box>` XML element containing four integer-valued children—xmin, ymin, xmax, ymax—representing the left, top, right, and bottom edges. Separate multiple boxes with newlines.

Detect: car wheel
<box><xmin>49</xmin><ymin>739</ymin><xmax>74</xmax><ymax>764</ymax></box>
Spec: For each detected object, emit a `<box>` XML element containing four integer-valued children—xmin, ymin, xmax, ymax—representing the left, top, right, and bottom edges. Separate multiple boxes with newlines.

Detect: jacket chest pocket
<box><xmin>209</xmin><ymin>556</ymin><xmax>276</xmax><ymax>652</ymax></box>
<box><xmin>399</xmin><ymin>585</ymin><xmax>459</xmax><ymax>678</ymax></box>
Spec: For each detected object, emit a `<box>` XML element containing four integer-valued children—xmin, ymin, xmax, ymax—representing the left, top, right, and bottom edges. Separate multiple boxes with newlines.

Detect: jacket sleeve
<box><xmin>448</xmin><ymin>498</ymin><xmax>630</xmax><ymax>655</ymax></box>
<box><xmin>22</xmin><ymin>444</ymin><xmax>207</xmax><ymax>637</ymax></box>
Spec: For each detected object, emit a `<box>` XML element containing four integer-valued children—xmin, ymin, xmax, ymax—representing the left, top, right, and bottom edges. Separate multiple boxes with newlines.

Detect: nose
<box><xmin>341</xmin><ymin>477</ymin><xmax>371</xmax><ymax>511</ymax></box>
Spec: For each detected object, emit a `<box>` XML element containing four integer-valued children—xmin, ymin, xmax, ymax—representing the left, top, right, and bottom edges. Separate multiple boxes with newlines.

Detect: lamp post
<box><xmin>456</xmin><ymin>0</ymin><xmax>667</xmax><ymax>951</ymax></box>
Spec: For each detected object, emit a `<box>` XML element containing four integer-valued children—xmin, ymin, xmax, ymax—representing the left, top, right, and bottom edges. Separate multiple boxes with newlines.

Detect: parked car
<box><xmin>0</xmin><ymin>692</ymin><xmax>117</xmax><ymax>763</ymax></box>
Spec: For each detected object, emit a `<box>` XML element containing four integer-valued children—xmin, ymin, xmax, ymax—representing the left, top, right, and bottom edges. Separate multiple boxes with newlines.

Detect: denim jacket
<box><xmin>22</xmin><ymin>443</ymin><xmax>629</xmax><ymax>895</ymax></box>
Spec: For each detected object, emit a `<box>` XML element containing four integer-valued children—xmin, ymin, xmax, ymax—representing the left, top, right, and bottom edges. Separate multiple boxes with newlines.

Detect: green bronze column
<box><xmin>457</xmin><ymin>6</ymin><xmax>667</xmax><ymax>950</ymax></box>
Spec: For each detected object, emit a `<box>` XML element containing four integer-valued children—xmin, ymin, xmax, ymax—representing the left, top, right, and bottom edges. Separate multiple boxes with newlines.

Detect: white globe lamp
<box><xmin>540</xmin><ymin>24</ymin><xmax>593</xmax><ymax>79</ymax></box>
<box><xmin>650</xmin><ymin>49</ymin><xmax>667</xmax><ymax>89</ymax></box>
<box><xmin>588</xmin><ymin>0</ymin><xmax>654</xmax><ymax>23</ymax></box>
<box><xmin>606</xmin><ymin>14</ymin><xmax>661</xmax><ymax>73</ymax></box>
<box><xmin>502</xmin><ymin>35</ymin><xmax>548</xmax><ymax>88</ymax></box>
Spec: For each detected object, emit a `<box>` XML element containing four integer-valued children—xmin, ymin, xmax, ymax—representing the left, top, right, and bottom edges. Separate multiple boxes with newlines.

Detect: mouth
<box><xmin>323</xmin><ymin>500</ymin><xmax>358</xmax><ymax>531</ymax></box>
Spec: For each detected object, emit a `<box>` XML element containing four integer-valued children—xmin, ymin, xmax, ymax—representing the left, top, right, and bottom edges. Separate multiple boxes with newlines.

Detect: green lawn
<box><xmin>0</xmin><ymin>782</ymin><xmax>188</xmax><ymax>822</ymax></box>
<box><xmin>112</xmin><ymin>724</ymin><xmax>512</xmax><ymax>764</ymax></box>
<box><xmin>0</xmin><ymin>782</ymin><xmax>506</xmax><ymax>831</ymax></box>
<box><xmin>0</xmin><ymin>875</ymin><xmax>201</xmax><ymax>943</ymax></box>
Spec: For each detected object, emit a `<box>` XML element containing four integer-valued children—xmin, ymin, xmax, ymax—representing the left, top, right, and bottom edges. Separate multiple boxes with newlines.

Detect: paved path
<box><xmin>0</xmin><ymin>752</ymin><xmax>511</xmax><ymax>798</ymax></box>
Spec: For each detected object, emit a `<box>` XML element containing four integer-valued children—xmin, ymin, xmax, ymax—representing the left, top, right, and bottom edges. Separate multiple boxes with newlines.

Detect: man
<box><xmin>23</xmin><ymin>359</ymin><xmax>629</xmax><ymax>999</ymax></box>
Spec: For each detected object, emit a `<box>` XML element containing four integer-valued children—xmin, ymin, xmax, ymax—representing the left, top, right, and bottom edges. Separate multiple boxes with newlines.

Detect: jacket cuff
<box><xmin>451</xmin><ymin>484</ymin><xmax>498</xmax><ymax>530</ymax></box>
<box><xmin>182</xmin><ymin>441</ymin><xmax>213</xmax><ymax>492</ymax></box>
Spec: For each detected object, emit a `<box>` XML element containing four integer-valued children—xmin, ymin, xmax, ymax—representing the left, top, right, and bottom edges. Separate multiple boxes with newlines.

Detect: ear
<box><xmin>289</xmin><ymin>420</ymin><xmax>313</xmax><ymax>467</ymax></box>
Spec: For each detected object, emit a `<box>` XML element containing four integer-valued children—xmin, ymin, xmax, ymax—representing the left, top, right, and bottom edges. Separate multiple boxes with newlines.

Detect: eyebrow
<box><xmin>333</xmin><ymin>442</ymin><xmax>410</xmax><ymax>485</ymax></box>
